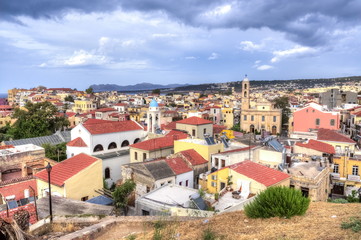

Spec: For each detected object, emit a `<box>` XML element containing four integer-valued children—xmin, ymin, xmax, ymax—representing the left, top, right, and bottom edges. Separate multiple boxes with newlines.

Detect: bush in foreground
<box><xmin>244</xmin><ymin>186</ymin><xmax>310</xmax><ymax>219</ymax></box>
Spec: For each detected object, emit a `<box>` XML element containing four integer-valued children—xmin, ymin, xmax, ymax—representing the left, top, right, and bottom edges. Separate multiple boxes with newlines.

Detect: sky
<box><xmin>1</xmin><ymin>0</ymin><xmax>361</xmax><ymax>93</ymax></box>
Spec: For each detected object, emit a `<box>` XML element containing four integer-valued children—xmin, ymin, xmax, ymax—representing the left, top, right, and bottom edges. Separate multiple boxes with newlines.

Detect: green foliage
<box><xmin>230</xmin><ymin>124</ymin><xmax>240</xmax><ymax>132</ymax></box>
<box><xmin>103</xmin><ymin>178</ymin><xmax>109</xmax><ymax>190</ymax></box>
<box><xmin>126</xmin><ymin>234</ymin><xmax>137</xmax><ymax>240</ymax></box>
<box><xmin>152</xmin><ymin>89</ymin><xmax>161</xmax><ymax>95</ymax></box>
<box><xmin>85</xmin><ymin>87</ymin><xmax>93</xmax><ymax>94</ymax></box>
<box><xmin>202</xmin><ymin>228</ymin><xmax>217</xmax><ymax>240</ymax></box>
<box><xmin>8</xmin><ymin>102</ymin><xmax>69</xmax><ymax>139</ymax></box>
<box><xmin>244</xmin><ymin>186</ymin><xmax>310</xmax><ymax>219</ymax></box>
<box><xmin>330</xmin><ymin>198</ymin><xmax>349</xmax><ymax>204</ymax></box>
<box><xmin>341</xmin><ymin>217</ymin><xmax>361</xmax><ymax>232</ymax></box>
<box><xmin>198</xmin><ymin>188</ymin><xmax>206</xmax><ymax>198</ymax></box>
<box><xmin>42</xmin><ymin>142</ymin><xmax>67</xmax><ymax>161</ymax></box>
<box><xmin>64</xmin><ymin>95</ymin><xmax>74</xmax><ymax>102</ymax></box>
<box><xmin>272</xmin><ymin>96</ymin><xmax>291</xmax><ymax>127</ymax></box>
<box><xmin>0</xmin><ymin>123</ymin><xmax>12</xmax><ymax>141</ymax></box>
<box><xmin>112</xmin><ymin>180</ymin><xmax>136</xmax><ymax>215</ymax></box>
<box><xmin>346</xmin><ymin>190</ymin><xmax>360</xmax><ymax>203</ymax></box>
<box><xmin>214</xmin><ymin>193</ymin><xmax>219</xmax><ymax>201</ymax></box>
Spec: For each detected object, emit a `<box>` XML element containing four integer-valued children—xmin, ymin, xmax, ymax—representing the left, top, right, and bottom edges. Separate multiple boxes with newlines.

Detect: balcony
<box><xmin>347</xmin><ymin>174</ymin><xmax>360</xmax><ymax>182</ymax></box>
<box><xmin>331</xmin><ymin>173</ymin><xmax>340</xmax><ymax>179</ymax></box>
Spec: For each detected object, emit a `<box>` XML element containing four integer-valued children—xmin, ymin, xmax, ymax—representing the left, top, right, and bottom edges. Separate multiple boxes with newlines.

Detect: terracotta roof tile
<box><xmin>165</xmin><ymin>157</ymin><xmax>192</xmax><ymax>175</ymax></box>
<box><xmin>213</xmin><ymin>124</ymin><xmax>227</xmax><ymax>134</ymax></box>
<box><xmin>130</xmin><ymin>131</ymin><xmax>187</xmax><ymax>151</ymax></box>
<box><xmin>35</xmin><ymin>153</ymin><xmax>99</xmax><ymax>187</ymax></box>
<box><xmin>67</xmin><ymin>137</ymin><xmax>88</xmax><ymax>147</ymax></box>
<box><xmin>162</xmin><ymin>121</ymin><xmax>177</xmax><ymax>130</ymax></box>
<box><xmin>95</xmin><ymin>108</ymin><xmax>117</xmax><ymax>112</ymax></box>
<box><xmin>230</xmin><ymin>161</ymin><xmax>290</xmax><ymax>187</ymax></box>
<box><xmin>178</xmin><ymin>149</ymin><xmax>208</xmax><ymax>165</ymax></box>
<box><xmin>317</xmin><ymin>128</ymin><xmax>355</xmax><ymax>144</ymax></box>
<box><xmin>176</xmin><ymin>116</ymin><xmax>212</xmax><ymax>125</ymax></box>
<box><xmin>295</xmin><ymin>139</ymin><xmax>335</xmax><ymax>154</ymax></box>
<box><xmin>83</xmin><ymin>119</ymin><xmax>143</xmax><ymax>135</ymax></box>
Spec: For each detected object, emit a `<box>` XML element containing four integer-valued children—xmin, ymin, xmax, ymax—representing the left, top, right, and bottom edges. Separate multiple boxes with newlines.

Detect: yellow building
<box><xmin>174</xmin><ymin>138</ymin><xmax>223</xmax><ymax>169</ymax></box>
<box><xmin>7</xmin><ymin>88</ymin><xmax>27</xmax><ymax>106</ymax></box>
<box><xmin>221</xmin><ymin>108</ymin><xmax>234</xmax><ymax>129</ymax></box>
<box><xmin>204</xmin><ymin>160</ymin><xmax>290</xmax><ymax>194</ymax></box>
<box><xmin>176</xmin><ymin>117</ymin><xmax>213</xmax><ymax>139</ymax></box>
<box><xmin>332</xmin><ymin>155</ymin><xmax>361</xmax><ymax>195</ymax></box>
<box><xmin>36</xmin><ymin>153</ymin><xmax>102</xmax><ymax>201</ymax></box>
<box><xmin>73</xmin><ymin>99</ymin><xmax>98</xmax><ymax>113</ymax></box>
<box><xmin>240</xmin><ymin>76</ymin><xmax>282</xmax><ymax>134</ymax></box>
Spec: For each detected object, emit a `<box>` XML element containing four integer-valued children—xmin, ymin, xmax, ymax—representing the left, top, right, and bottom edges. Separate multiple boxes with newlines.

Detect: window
<box><xmin>330</xmin><ymin>119</ymin><xmax>335</xmax><ymax>126</ymax></box>
<box><xmin>203</xmin><ymin>128</ymin><xmax>206</xmax><ymax>134</ymax></box>
<box><xmin>251</xmin><ymin>115</ymin><xmax>254</xmax><ymax>121</ymax></box>
<box><xmin>214</xmin><ymin>158</ymin><xmax>219</xmax><ymax>167</ymax></box>
<box><xmin>108</xmin><ymin>142</ymin><xmax>117</xmax><ymax>150</ymax></box>
<box><xmin>121</xmin><ymin>140</ymin><xmax>129</xmax><ymax>147</ymax></box>
<box><xmin>333</xmin><ymin>164</ymin><xmax>339</xmax><ymax>173</ymax></box>
<box><xmin>179</xmin><ymin>181</ymin><xmax>182</xmax><ymax>186</ymax></box>
<box><xmin>306</xmin><ymin>109</ymin><xmax>308</xmax><ymax>112</ymax></box>
<box><xmin>146</xmin><ymin>186</ymin><xmax>150</xmax><ymax>193</ymax></box>
<box><xmin>221</xmin><ymin>160</ymin><xmax>226</xmax><ymax>168</ymax></box>
<box><xmin>81</xmin><ymin>196</ymin><xmax>89</xmax><ymax>201</ymax></box>
<box><xmin>262</xmin><ymin>116</ymin><xmax>265</xmax><ymax>121</ymax></box>
<box><xmin>315</xmin><ymin>118</ymin><xmax>320</xmax><ymax>125</ymax></box>
<box><xmin>244</xmin><ymin>115</ymin><xmax>247</xmax><ymax>121</ymax></box>
<box><xmin>352</xmin><ymin>166</ymin><xmax>359</xmax><ymax>176</ymax></box>
<box><xmin>135</xmin><ymin>151</ymin><xmax>138</xmax><ymax>160</ymax></box>
<box><xmin>192</xmin><ymin>129</ymin><xmax>196</xmax><ymax>136</ymax></box>
<box><xmin>133</xmin><ymin>138</ymin><xmax>140</xmax><ymax>144</ymax></box>
<box><xmin>186</xmin><ymin>180</ymin><xmax>189</xmax><ymax>187</ymax></box>
<box><xmin>168</xmin><ymin>180</ymin><xmax>172</xmax><ymax>184</ymax></box>
<box><xmin>93</xmin><ymin>144</ymin><xmax>104</xmax><ymax>152</ymax></box>
<box><xmin>105</xmin><ymin>168</ymin><xmax>110</xmax><ymax>179</ymax></box>
<box><xmin>143</xmin><ymin>153</ymin><xmax>147</xmax><ymax>161</ymax></box>
<box><xmin>273</xmin><ymin>116</ymin><xmax>276</xmax><ymax>122</ymax></box>
<box><xmin>142</xmin><ymin>210</ymin><xmax>150</xmax><ymax>216</ymax></box>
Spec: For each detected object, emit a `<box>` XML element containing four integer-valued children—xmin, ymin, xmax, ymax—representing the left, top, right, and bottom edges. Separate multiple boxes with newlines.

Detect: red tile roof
<box><xmin>83</xmin><ymin>119</ymin><xmax>143</xmax><ymax>134</ymax></box>
<box><xmin>0</xmin><ymin>145</ymin><xmax>15</xmax><ymax>150</ymax></box>
<box><xmin>295</xmin><ymin>139</ymin><xmax>335</xmax><ymax>154</ymax></box>
<box><xmin>317</xmin><ymin>128</ymin><xmax>355</xmax><ymax>144</ymax></box>
<box><xmin>178</xmin><ymin>149</ymin><xmax>208</xmax><ymax>165</ymax></box>
<box><xmin>67</xmin><ymin>137</ymin><xmax>88</xmax><ymax>147</ymax></box>
<box><xmin>130</xmin><ymin>131</ymin><xmax>187</xmax><ymax>151</ymax></box>
<box><xmin>0</xmin><ymin>179</ymin><xmax>37</xmax><ymax>200</ymax></box>
<box><xmin>36</xmin><ymin>153</ymin><xmax>99</xmax><ymax>187</ymax></box>
<box><xmin>166</xmin><ymin>130</ymin><xmax>189</xmax><ymax>139</ymax></box>
<box><xmin>165</xmin><ymin>157</ymin><xmax>192</xmax><ymax>175</ymax></box>
<box><xmin>230</xmin><ymin>161</ymin><xmax>290</xmax><ymax>187</ymax></box>
<box><xmin>213</xmin><ymin>124</ymin><xmax>227</xmax><ymax>134</ymax></box>
<box><xmin>66</xmin><ymin>112</ymin><xmax>77</xmax><ymax>117</ymax></box>
<box><xmin>162</xmin><ymin>121</ymin><xmax>177</xmax><ymax>130</ymax></box>
<box><xmin>176</xmin><ymin>116</ymin><xmax>212</xmax><ymax>125</ymax></box>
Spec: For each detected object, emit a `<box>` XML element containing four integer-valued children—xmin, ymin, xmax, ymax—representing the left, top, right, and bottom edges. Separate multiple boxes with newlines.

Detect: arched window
<box><xmin>105</xmin><ymin>168</ymin><xmax>110</xmax><ymax>179</ymax></box>
<box><xmin>108</xmin><ymin>142</ymin><xmax>117</xmax><ymax>150</ymax></box>
<box><xmin>121</xmin><ymin>140</ymin><xmax>130</xmax><ymax>147</ymax></box>
<box><xmin>93</xmin><ymin>144</ymin><xmax>104</xmax><ymax>152</ymax></box>
<box><xmin>133</xmin><ymin>138</ymin><xmax>140</xmax><ymax>144</ymax></box>
<box><xmin>272</xmin><ymin>126</ymin><xmax>277</xmax><ymax>135</ymax></box>
<box><xmin>244</xmin><ymin>91</ymin><xmax>247</xmax><ymax>97</ymax></box>
<box><xmin>250</xmin><ymin>125</ymin><xmax>255</xmax><ymax>133</ymax></box>
<box><xmin>244</xmin><ymin>83</ymin><xmax>247</xmax><ymax>89</ymax></box>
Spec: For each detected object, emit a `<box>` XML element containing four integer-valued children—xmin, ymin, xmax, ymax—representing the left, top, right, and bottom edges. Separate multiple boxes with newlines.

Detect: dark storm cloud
<box><xmin>2</xmin><ymin>0</ymin><xmax>361</xmax><ymax>46</ymax></box>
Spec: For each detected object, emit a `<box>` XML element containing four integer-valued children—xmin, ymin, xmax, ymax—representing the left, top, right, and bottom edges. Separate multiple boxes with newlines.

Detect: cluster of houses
<box><xmin>0</xmin><ymin>76</ymin><xmax>361</xmax><ymax>222</ymax></box>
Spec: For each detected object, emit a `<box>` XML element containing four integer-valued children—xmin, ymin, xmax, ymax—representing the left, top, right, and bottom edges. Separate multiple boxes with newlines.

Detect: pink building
<box><xmin>293</xmin><ymin>103</ymin><xmax>340</xmax><ymax>133</ymax></box>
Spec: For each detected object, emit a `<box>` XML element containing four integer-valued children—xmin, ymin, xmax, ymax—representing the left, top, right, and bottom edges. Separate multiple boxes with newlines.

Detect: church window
<box><xmin>108</xmin><ymin>142</ymin><xmax>117</xmax><ymax>149</ymax></box>
<box><xmin>273</xmin><ymin>116</ymin><xmax>276</xmax><ymax>122</ymax></box>
<box><xmin>93</xmin><ymin>144</ymin><xmax>104</xmax><ymax>152</ymax></box>
<box><xmin>134</xmin><ymin>138</ymin><xmax>140</xmax><ymax>144</ymax></box>
<box><xmin>121</xmin><ymin>140</ymin><xmax>130</xmax><ymax>147</ymax></box>
<box><xmin>262</xmin><ymin>116</ymin><xmax>265</xmax><ymax>121</ymax></box>
<box><xmin>244</xmin><ymin>91</ymin><xmax>247</xmax><ymax>98</ymax></box>
<box><xmin>244</xmin><ymin>115</ymin><xmax>247</xmax><ymax>121</ymax></box>
<box><xmin>251</xmin><ymin>115</ymin><xmax>254</xmax><ymax>121</ymax></box>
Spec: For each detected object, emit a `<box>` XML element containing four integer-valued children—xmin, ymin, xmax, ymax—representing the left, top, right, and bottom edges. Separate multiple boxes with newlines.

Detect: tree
<box><xmin>152</xmin><ymin>89</ymin><xmax>161</xmax><ymax>95</ymax></box>
<box><xmin>42</xmin><ymin>142</ymin><xmax>67</xmax><ymax>161</ymax></box>
<box><xmin>8</xmin><ymin>101</ymin><xmax>69</xmax><ymax>139</ymax></box>
<box><xmin>85</xmin><ymin>87</ymin><xmax>93</xmax><ymax>94</ymax></box>
<box><xmin>112</xmin><ymin>180</ymin><xmax>136</xmax><ymax>216</ymax></box>
<box><xmin>230</xmin><ymin>124</ymin><xmax>240</xmax><ymax>132</ymax></box>
<box><xmin>64</xmin><ymin>95</ymin><xmax>74</xmax><ymax>102</ymax></box>
<box><xmin>272</xmin><ymin>96</ymin><xmax>291</xmax><ymax>128</ymax></box>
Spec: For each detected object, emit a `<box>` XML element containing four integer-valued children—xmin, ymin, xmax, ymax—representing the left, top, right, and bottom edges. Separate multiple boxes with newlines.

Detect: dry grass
<box><xmin>134</xmin><ymin>202</ymin><xmax>361</xmax><ymax>240</ymax></box>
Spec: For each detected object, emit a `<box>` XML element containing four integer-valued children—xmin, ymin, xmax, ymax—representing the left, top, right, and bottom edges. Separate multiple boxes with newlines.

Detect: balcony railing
<box><xmin>331</xmin><ymin>173</ymin><xmax>340</xmax><ymax>179</ymax></box>
<box><xmin>347</xmin><ymin>174</ymin><xmax>360</xmax><ymax>182</ymax></box>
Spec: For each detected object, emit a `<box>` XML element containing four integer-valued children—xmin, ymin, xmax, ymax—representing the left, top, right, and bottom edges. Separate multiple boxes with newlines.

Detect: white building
<box><xmin>66</xmin><ymin>119</ymin><xmax>147</xmax><ymax>185</ymax></box>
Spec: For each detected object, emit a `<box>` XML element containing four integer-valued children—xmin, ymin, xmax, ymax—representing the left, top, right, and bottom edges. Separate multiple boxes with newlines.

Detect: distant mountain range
<box><xmin>90</xmin><ymin>83</ymin><xmax>188</xmax><ymax>92</ymax></box>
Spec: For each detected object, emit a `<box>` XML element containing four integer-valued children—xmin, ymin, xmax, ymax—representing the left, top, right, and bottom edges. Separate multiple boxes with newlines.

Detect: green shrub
<box><xmin>341</xmin><ymin>217</ymin><xmax>361</xmax><ymax>232</ymax></box>
<box><xmin>244</xmin><ymin>186</ymin><xmax>310</xmax><ymax>219</ymax></box>
<box><xmin>346</xmin><ymin>190</ymin><xmax>360</xmax><ymax>203</ymax></box>
<box><xmin>331</xmin><ymin>198</ymin><xmax>349</xmax><ymax>204</ymax></box>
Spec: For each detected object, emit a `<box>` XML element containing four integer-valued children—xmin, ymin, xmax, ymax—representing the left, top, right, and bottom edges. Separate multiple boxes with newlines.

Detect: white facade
<box><xmin>211</xmin><ymin>148</ymin><xmax>255</xmax><ymax>169</ymax></box>
<box><xmin>66</xmin><ymin>122</ymin><xmax>147</xmax><ymax>184</ymax></box>
<box><xmin>176</xmin><ymin>171</ymin><xmax>194</xmax><ymax>188</ymax></box>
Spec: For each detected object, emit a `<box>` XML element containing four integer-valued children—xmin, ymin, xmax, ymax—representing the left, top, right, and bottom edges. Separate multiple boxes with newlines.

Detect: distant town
<box><xmin>1</xmin><ymin>76</ymin><xmax>361</xmax><ymax>238</ymax></box>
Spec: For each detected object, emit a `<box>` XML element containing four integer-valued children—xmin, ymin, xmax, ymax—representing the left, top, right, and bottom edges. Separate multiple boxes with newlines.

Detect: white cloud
<box><xmin>271</xmin><ymin>45</ymin><xmax>317</xmax><ymax>63</ymax></box>
<box><xmin>185</xmin><ymin>56</ymin><xmax>197</xmax><ymax>60</ymax></box>
<box><xmin>239</xmin><ymin>40</ymin><xmax>263</xmax><ymax>51</ymax></box>
<box><xmin>203</xmin><ymin>5</ymin><xmax>232</xmax><ymax>17</ymax></box>
<box><xmin>63</xmin><ymin>50</ymin><xmax>109</xmax><ymax>66</ymax></box>
<box><xmin>257</xmin><ymin>65</ymin><xmax>273</xmax><ymax>70</ymax></box>
<box><xmin>152</xmin><ymin>33</ymin><xmax>177</xmax><ymax>38</ymax></box>
<box><xmin>208</xmin><ymin>52</ymin><xmax>219</xmax><ymax>60</ymax></box>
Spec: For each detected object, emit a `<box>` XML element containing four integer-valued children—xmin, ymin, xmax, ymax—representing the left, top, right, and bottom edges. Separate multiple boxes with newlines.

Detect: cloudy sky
<box><xmin>1</xmin><ymin>0</ymin><xmax>361</xmax><ymax>93</ymax></box>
